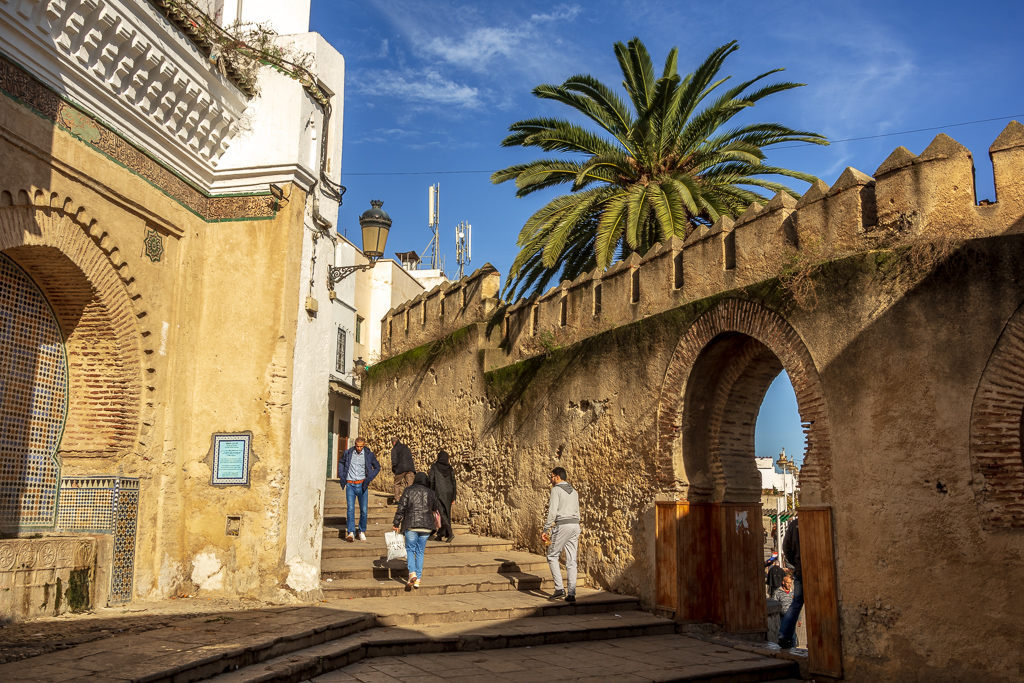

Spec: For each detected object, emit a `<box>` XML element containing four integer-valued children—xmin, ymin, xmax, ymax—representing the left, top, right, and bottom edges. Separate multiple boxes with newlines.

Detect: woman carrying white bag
<box><xmin>384</xmin><ymin>530</ymin><xmax>406</xmax><ymax>562</ymax></box>
<box><xmin>392</xmin><ymin>472</ymin><xmax>442</xmax><ymax>589</ymax></box>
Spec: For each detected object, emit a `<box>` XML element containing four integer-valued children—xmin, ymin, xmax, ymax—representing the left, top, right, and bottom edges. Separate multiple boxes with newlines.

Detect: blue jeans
<box><xmin>404</xmin><ymin>530</ymin><xmax>429</xmax><ymax>578</ymax></box>
<box><xmin>345</xmin><ymin>483</ymin><xmax>368</xmax><ymax>535</ymax></box>
<box><xmin>779</xmin><ymin>577</ymin><xmax>804</xmax><ymax>644</ymax></box>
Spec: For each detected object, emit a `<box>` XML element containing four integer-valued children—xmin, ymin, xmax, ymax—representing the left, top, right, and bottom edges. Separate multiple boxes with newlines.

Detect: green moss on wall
<box><xmin>65</xmin><ymin>568</ymin><xmax>91</xmax><ymax>613</ymax></box>
<box><xmin>366</xmin><ymin>324</ymin><xmax>475</xmax><ymax>383</ymax></box>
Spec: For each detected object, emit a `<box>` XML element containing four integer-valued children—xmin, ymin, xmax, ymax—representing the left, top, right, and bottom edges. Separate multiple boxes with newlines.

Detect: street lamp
<box><xmin>328</xmin><ymin>200</ymin><xmax>391</xmax><ymax>286</ymax></box>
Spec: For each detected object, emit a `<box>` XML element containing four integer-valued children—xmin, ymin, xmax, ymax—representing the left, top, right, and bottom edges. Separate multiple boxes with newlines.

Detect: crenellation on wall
<box><xmin>732</xmin><ymin>192</ymin><xmax>797</xmax><ymax>290</ymax></box>
<box><xmin>988</xmin><ymin>121</ymin><xmax>1024</xmax><ymax>227</ymax></box>
<box><xmin>378</xmin><ymin>125</ymin><xmax>1024</xmax><ymax>375</ymax></box>
<box><xmin>381</xmin><ymin>263</ymin><xmax>500</xmax><ymax>357</ymax></box>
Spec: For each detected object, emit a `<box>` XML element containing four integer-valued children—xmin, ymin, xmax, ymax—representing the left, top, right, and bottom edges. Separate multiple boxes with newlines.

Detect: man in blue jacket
<box><xmin>337</xmin><ymin>436</ymin><xmax>381</xmax><ymax>542</ymax></box>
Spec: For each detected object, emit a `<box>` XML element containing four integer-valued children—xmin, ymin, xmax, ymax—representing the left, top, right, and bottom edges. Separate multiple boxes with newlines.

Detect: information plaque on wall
<box><xmin>211</xmin><ymin>433</ymin><xmax>252</xmax><ymax>486</ymax></box>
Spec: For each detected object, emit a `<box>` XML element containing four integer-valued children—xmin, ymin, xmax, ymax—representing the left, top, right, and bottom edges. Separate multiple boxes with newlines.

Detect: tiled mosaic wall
<box><xmin>0</xmin><ymin>253</ymin><xmax>68</xmax><ymax>531</ymax></box>
<box><xmin>56</xmin><ymin>476</ymin><xmax>139</xmax><ymax>603</ymax></box>
<box><xmin>111</xmin><ymin>479</ymin><xmax>139</xmax><ymax>602</ymax></box>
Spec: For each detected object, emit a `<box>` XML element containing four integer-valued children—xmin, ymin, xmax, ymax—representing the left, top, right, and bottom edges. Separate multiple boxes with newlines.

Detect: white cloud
<box><xmin>355</xmin><ymin>68</ymin><xmax>482</xmax><ymax>108</ymax></box>
<box><xmin>530</xmin><ymin>5</ymin><xmax>582</xmax><ymax>22</ymax></box>
<box><xmin>424</xmin><ymin>27</ymin><xmax>524</xmax><ymax>70</ymax></box>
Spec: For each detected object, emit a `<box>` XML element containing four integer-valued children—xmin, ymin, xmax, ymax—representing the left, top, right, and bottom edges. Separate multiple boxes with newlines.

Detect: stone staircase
<box><xmin>204</xmin><ymin>483</ymin><xmax>801</xmax><ymax>682</ymax></box>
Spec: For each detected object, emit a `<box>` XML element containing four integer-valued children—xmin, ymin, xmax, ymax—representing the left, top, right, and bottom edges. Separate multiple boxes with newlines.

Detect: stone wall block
<box><xmin>989</xmin><ymin>120</ymin><xmax>1024</xmax><ymax>230</ymax></box>
<box><xmin>638</xmin><ymin>242</ymin><xmax>677</xmax><ymax>315</ymax></box>
<box><xmin>733</xmin><ymin>193</ymin><xmax>797</xmax><ymax>289</ymax></box>
<box><xmin>875</xmin><ymin>146</ymin><xmax>922</xmax><ymax>238</ymax></box>
<box><xmin>915</xmin><ymin>133</ymin><xmax>979</xmax><ymax>238</ymax></box>
<box><xmin>681</xmin><ymin>216</ymin><xmax>732</xmax><ymax>301</ymax></box>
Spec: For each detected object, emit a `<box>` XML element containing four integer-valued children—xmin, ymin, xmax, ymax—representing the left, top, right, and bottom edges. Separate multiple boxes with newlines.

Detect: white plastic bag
<box><xmin>385</xmin><ymin>531</ymin><xmax>406</xmax><ymax>562</ymax></box>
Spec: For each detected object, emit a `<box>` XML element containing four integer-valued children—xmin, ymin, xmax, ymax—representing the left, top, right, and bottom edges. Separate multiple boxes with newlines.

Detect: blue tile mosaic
<box><xmin>0</xmin><ymin>253</ymin><xmax>68</xmax><ymax>531</ymax></box>
<box><xmin>56</xmin><ymin>476</ymin><xmax>139</xmax><ymax>603</ymax></box>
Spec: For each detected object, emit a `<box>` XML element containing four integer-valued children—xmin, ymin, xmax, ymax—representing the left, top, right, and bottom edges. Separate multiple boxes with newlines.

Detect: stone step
<box><xmin>333</xmin><ymin>589</ymin><xmax>641</xmax><ymax>626</ymax></box>
<box><xmin>205</xmin><ymin>610</ymin><xmax>679</xmax><ymax>683</ymax></box>
<box><xmin>321</xmin><ymin>550</ymin><xmax>548</xmax><ymax>581</ymax></box>
<box><xmin>321</xmin><ymin>570</ymin><xmax>561</xmax><ymax>598</ymax></box>
<box><xmin>322</xmin><ymin>522</ymin><xmax>470</xmax><ymax>540</ymax></box>
<box><xmin>322</xmin><ymin>533</ymin><xmax>512</xmax><ymax>558</ymax></box>
<box><xmin>0</xmin><ymin>609</ymin><xmax>379</xmax><ymax>683</ymax></box>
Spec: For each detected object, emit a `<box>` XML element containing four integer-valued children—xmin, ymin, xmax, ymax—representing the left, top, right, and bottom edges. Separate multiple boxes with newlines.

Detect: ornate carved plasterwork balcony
<box><xmin>0</xmin><ymin>0</ymin><xmax>247</xmax><ymax>189</ymax></box>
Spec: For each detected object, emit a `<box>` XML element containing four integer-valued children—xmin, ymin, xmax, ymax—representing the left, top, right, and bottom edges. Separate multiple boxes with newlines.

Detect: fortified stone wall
<box><xmin>361</xmin><ymin>124</ymin><xmax>1024</xmax><ymax>683</ymax></box>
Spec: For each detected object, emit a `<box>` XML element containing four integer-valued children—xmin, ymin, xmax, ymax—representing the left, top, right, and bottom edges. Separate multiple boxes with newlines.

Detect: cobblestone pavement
<box><xmin>309</xmin><ymin>634</ymin><xmax>796</xmax><ymax>683</ymax></box>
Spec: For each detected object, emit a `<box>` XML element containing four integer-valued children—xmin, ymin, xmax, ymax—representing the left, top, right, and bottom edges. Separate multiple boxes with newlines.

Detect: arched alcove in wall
<box><xmin>0</xmin><ymin>197</ymin><xmax>143</xmax><ymax>530</ymax></box>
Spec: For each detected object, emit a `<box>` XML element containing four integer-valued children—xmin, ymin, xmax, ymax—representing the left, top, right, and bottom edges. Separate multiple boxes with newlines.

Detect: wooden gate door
<box><xmin>799</xmin><ymin>507</ymin><xmax>843</xmax><ymax>678</ymax></box>
<box><xmin>676</xmin><ymin>502</ymin><xmax>722</xmax><ymax>625</ymax></box>
<box><xmin>720</xmin><ymin>503</ymin><xmax>767</xmax><ymax>634</ymax></box>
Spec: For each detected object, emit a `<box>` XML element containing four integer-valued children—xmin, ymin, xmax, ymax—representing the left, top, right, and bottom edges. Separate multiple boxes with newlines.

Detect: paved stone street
<box><xmin>310</xmin><ymin>635</ymin><xmax>799</xmax><ymax>683</ymax></box>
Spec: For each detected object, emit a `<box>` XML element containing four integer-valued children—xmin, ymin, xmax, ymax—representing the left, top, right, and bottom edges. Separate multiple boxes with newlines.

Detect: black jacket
<box><xmin>391</xmin><ymin>440</ymin><xmax>415</xmax><ymax>474</ymax></box>
<box><xmin>393</xmin><ymin>484</ymin><xmax>440</xmax><ymax>532</ymax></box>
<box><xmin>782</xmin><ymin>519</ymin><xmax>801</xmax><ymax>580</ymax></box>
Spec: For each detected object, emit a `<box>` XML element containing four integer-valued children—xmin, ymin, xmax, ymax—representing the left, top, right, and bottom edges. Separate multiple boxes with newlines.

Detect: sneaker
<box><xmin>777</xmin><ymin>637</ymin><xmax>793</xmax><ymax>649</ymax></box>
<box><xmin>549</xmin><ymin>589</ymin><xmax>566</xmax><ymax>600</ymax></box>
<box><xmin>408</xmin><ymin>573</ymin><xmax>417</xmax><ymax>586</ymax></box>
<box><xmin>358</xmin><ymin>531</ymin><xmax>367</xmax><ymax>542</ymax></box>
<box><xmin>413</xmin><ymin>578</ymin><xmax>421</xmax><ymax>589</ymax></box>
<box><xmin>345</xmin><ymin>532</ymin><xmax>354</xmax><ymax>543</ymax></box>
<box><xmin>565</xmin><ymin>594</ymin><xmax>576</xmax><ymax>604</ymax></box>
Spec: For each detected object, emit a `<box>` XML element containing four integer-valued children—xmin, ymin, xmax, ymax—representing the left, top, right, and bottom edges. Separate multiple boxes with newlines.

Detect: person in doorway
<box><xmin>391</xmin><ymin>437</ymin><xmax>416</xmax><ymax>502</ymax></box>
<box><xmin>427</xmin><ymin>450</ymin><xmax>457</xmax><ymax>543</ymax></box>
<box><xmin>771</xmin><ymin>573</ymin><xmax>799</xmax><ymax>647</ymax></box>
<box><xmin>392</xmin><ymin>472</ymin><xmax>441</xmax><ymax>589</ymax></box>
<box><xmin>777</xmin><ymin>518</ymin><xmax>803</xmax><ymax>649</ymax></box>
<box><xmin>766</xmin><ymin>558</ymin><xmax>785</xmax><ymax>597</ymax></box>
<box><xmin>541</xmin><ymin>467</ymin><xmax>580</xmax><ymax>604</ymax></box>
<box><xmin>336</xmin><ymin>436</ymin><xmax>381</xmax><ymax>542</ymax></box>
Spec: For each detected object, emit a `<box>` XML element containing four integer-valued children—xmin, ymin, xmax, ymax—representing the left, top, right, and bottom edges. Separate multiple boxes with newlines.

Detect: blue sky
<box><xmin>310</xmin><ymin>0</ymin><xmax>1023</xmax><ymax>465</ymax></box>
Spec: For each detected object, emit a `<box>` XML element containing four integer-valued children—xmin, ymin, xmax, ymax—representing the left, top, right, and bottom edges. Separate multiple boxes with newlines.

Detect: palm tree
<box><xmin>492</xmin><ymin>38</ymin><xmax>828</xmax><ymax>300</ymax></box>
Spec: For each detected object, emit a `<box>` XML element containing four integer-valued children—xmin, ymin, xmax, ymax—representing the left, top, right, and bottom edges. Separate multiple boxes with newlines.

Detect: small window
<box><xmin>460</xmin><ymin>288</ymin><xmax>466</xmax><ymax>309</ymax></box>
<box><xmin>559</xmin><ymin>297</ymin><xmax>567</xmax><ymax>327</ymax></box>
<box><xmin>388</xmin><ymin>318</ymin><xmax>392</xmax><ymax>339</ymax></box>
<box><xmin>593</xmin><ymin>284</ymin><xmax>602</xmax><ymax>316</ymax></box>
<box><xmin>355</xmin><ymin>316</ymin><xmax>363</xmax><ymax>343</ymax></box>
<box><xmin>336</xmin><ymin>327</ymin><xmax>347</xmax><ymax>373</ymax></box>
<box><xmin>631</xmin><ymin>269</ymin><xmax>640</xmax><ymax>304</ymax></box>
<box><xmin>404</xmin><ymin>310</ymin><xmax>409</xmax><ymax>332</ymax></box>
<box><xmin>422</xmin><ymin>301</ymin><xmax>427</xmax><ymax>325</ymax></box>
<box><xmin>673</xmin><ymin>252</ymin><xmax>684</xmax><ymax>289</ymax></box>
<box><xmin>531</xmin><ymin>306</ymin><xmax>538</xmax><ymax>336</ymax></box>
<box><xmin>503</xmin><ymin>316</ymin><xmax>509</xmax><ymax>340</ymax></box>
<box><xmin>440</xmin><ymin>295</ymin><xmax>445</xmax><ymax>317</ymax></box>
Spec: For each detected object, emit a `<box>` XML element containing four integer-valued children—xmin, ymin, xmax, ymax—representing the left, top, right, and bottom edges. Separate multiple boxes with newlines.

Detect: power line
<box><xmin>340</xmin><ymin>114</ymin><xmax>1023</xmax><ymax>177</ymax></box>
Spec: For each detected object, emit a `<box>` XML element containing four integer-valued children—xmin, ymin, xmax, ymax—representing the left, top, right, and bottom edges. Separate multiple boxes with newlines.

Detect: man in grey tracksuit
<box><xmin>541</xmin><ymin>467</ymin><xmax>580</xmax><ymax>603</ymax></box>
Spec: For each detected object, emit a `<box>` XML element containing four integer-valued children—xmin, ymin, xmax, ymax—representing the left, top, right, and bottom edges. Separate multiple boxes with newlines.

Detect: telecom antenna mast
<box><xmin>424</xmin><ymin>184</ymin><xmax>440</xmax><ymax>269</ymax></box>
<box><xmin>456</xmin><ymin>221</ymin><xmax>471</xmax><ymax>279</ymax></box>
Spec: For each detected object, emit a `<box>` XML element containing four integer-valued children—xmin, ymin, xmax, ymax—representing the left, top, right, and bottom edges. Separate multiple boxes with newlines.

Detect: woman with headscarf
<box><xmin>428</xmin><ymin>450</ymin><xmax>457</xmax><ymax>543</ymax></box>
<box><xmin>392</xmin><ymin>472</ymin><xmax>441</xmax><ymax>588</ymax></box>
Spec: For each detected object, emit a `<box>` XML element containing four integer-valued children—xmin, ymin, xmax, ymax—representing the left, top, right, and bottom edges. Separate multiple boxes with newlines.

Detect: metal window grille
<box><xmin>336</xmin><ymin>327</ymin><xmax>347</xmax><ymax>373</ymax></box>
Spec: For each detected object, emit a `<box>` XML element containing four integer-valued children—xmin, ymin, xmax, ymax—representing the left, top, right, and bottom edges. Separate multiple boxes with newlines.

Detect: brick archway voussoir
<box><xmin>656</xmin><ymin>298</ymin><xmax>832</xmax><ymax>503</ymax></box>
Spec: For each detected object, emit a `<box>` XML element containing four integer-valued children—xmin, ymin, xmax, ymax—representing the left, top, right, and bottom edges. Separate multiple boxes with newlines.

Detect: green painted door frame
<box><xmin>326</xmin><ymin>409</ymin><xmax>335</xmax><ymax>479</ymax></box>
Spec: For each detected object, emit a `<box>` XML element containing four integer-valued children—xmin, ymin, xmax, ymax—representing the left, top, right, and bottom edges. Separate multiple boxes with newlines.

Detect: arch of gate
<box><xmin>655</xmin><ymin>298</ymin><xmax>833</xmax><ymax>505</ymax></box>
<box><xmin>969</xmin><ymin>300</ymin><xmax>1024</xmax><ymax>530</ymax></box>
<box><xmin>0</xmin><ymin>194</ymin><xmax>144</xmax><ymax>466</ymax></box>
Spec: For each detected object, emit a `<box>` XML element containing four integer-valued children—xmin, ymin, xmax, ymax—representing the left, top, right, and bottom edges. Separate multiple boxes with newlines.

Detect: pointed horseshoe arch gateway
<box><xmin>653</xmin><ymin>298</ymin><xmax>842</xmax><ymax>677</ymax></box>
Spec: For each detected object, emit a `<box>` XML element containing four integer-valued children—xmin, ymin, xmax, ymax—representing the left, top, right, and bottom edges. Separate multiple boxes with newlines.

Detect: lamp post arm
<box><xmin>327</xmin><ymin>263</ymin><xmax>372</xmax><ymax>285</ymax></box>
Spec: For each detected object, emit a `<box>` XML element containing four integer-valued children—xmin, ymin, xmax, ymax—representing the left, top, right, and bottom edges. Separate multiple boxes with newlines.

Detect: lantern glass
<box><xmin>362</xmin><ymin>223</ymin><xmax>389</xmax><ymax>259</ymax></box>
